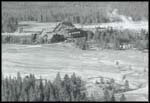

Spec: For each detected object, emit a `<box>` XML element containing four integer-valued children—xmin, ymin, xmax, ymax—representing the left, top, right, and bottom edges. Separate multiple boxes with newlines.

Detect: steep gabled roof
<box><xmin>53</xmin><ymin>21</ymin><xmax>75</xmax><ymax>32</ymax></box>
<box><xmin>61</xmin><ymin>21</ymin><xmax>75</xmax><ymax>27</ymax></box>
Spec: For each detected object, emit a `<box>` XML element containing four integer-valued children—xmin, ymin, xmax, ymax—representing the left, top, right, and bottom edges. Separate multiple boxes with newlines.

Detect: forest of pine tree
<box><xmin>2</xmin><ymin>2</ymin><xmax>148</xmax><ymax>32</ymax></box>
<box><xmin>2</xmin><ymin>72</ymin><xmax>88</xmax><ymax>101</ymax></box>
<box><xmin>2</xmin><ymin>72</ymin><xmax>128</xmax><ymax>101</ymax></box>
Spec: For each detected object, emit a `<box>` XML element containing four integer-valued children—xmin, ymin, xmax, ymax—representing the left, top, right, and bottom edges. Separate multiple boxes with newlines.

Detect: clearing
<box><xmin>2</xmin><ymin>43</ymin><xmax>148</xmax><ymax>101</ymax></box>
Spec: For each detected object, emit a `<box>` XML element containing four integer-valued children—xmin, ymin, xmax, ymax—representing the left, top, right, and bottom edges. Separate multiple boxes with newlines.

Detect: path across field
<box><xmin>2</xmin><ymin>44</ymin><xmax>148</xmax><ymax>101</ymax></box>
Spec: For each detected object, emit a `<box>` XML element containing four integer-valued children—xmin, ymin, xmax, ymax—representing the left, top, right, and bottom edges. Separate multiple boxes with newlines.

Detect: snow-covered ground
<box><xmin>2</xmin><ymin>44</ymin><xmax>148</xmax><ymax>101</ymax></box>
<box><xmin>2</xmin><ymin>21</ymin><xmax>148</xmax><ymax>36</ymax></box>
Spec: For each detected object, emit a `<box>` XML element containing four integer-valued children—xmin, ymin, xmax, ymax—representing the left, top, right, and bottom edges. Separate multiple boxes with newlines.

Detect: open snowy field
<box><xmin>2</xmin><ymin>44</ymin><xmax>148</xmax><ymax>101</ymax></box>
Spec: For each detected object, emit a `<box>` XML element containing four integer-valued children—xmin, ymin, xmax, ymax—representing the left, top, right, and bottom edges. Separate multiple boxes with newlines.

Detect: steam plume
<box><xmin>107</xmin><ymin>8</ymin><xmax>133</xmax><ymax>23</ymax></box>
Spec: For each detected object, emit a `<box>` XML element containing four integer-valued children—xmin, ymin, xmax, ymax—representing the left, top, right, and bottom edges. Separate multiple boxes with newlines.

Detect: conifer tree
<box><xmin>110</xmin><ymin>78</ymin><xmax>115</xmax><ymax>84</ymax></box>
<box><xmin>111</xmin><ymin>93</ymin><xmax>116</xmax><ymax>101</ymax></box>
<box><xmin>43</xmin><ymin>80</ymin><xmax>50</xmax><ymax>101</ymax></box>
<box><xmin>4</xmin><ymin>77</ymin><xmax>9</xmax><ymax>101</ymax></box>
<box><xmin>28</xmin><ymin>86</ymin><xmax>35</xmax><ymax>101</ymax></box>
<box><xmin>63</xmin><ymin>74</ymin><xmax>71</xmax><ymax>101</ymax></box>
<box><xmin>70</xmin><ymin>73</ymin><xmax>78</xmax><ymax>99</ymax></box>
<box><xmin>39</xmin><ymin>77</ymin><xmax>44</xmax><ymax>101</ymax></box>
<box><xmin>120</xmin><ymin>94</ymin><xmax>126</xmax><ymax>101</ymax></box>
<box><xmin>104</xmin><ymin>89</ymin><xmax>110</xmax><ymax>101</ymax></box>
<box><xmin>34</xmin><ymin>83</ymin><xmax>40</xmax><ymax>101</ymax></box>
<box><xmin>48</xmin><ymin>81</ymin><xmax>55</xmax><ymax>101</ymax></box>
<box><xmin>100</xmin><ymin>77</ymin><xmax>104</xmax><ymax>84</ymax></box>
<box><xmin>2</xmin><ymin>72</ymin><xmax>89</xmax><ymax>101</ymax></box>
<box><xmin>53</xmin><ymin>72</ymin><xmax>64</xmax><ymax>101</ymax></box>
<box><xmin>71</xmin><ymin>72</ymin><xmax>77</xmax><ymax>84</ymax></box>
<box><xmin>53</xmin><ymin>72</ymin><xmax>62</xmax><ymax>89</ymax></box>
<box><xmin>124</xmin><ymin>80</ymin><xmax>129</xmax><ymax>91</ymax></box>
<box><xmin>90</xmin><ymin>94</ymin><xmax>95</xmax><ymax>101</ymax></box>
<box><xmin>16</xmin><ymin>72</ymin><xmax>22</xmax><ymax>101</ymax></box>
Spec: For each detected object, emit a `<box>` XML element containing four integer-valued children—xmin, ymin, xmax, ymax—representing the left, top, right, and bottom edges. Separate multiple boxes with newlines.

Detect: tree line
<box><xmin>75</xmin><ymin>29</ymin><xmax>148</xmax><ymax>50</ymax></box>
<box><xmin>2</xmin><ymin>72</ymin><xmax>88</xmax><ymax>101</ymax></box>
<box><xmin>2</xmin><ymin>72</ymin><xmax>128</xmax><ymax>101</ymax></box>
<box><xmin>2</xmin><ymin>28</ymin><xmax>148</xmax><ymax>50</ymax></box>
<box><xmin>93</xmin><ymin>29</ymin><xmax>148</xmax><ymax>50</ymax></box>
<box><xmin>2</xmin><ymin>2</ymin><xmax>148</xmax><ymax>33</ymax></box>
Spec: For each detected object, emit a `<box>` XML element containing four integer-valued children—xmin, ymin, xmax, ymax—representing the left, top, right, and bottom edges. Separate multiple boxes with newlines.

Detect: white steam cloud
<box><xmin>107</xmin><ymin>8</ymin><xmax>133</xmax><ymax>23</ymax></box>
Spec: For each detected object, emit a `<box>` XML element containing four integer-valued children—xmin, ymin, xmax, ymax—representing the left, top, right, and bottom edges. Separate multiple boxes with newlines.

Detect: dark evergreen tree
<box><xmin>120</xmin><ymin>94</ymin><xmax>126</xmax><ymax>101</ymax></box>
<box><xmin>124</xmin><ymin>80</ymin><xmax>129</xmax><ymax>91</ymax></box>
<box><xmin>111</xmin><ymin>93</ymin><xmax>116</xmax><ymax>101</ymax></box>
<box><xmin>104</xmin><ymin>89</ymin><xmax>110</xmax><ymax>101</ymax></box>
<box><xmin>53</xmin><ymin>73</ymin><xmax>62</xmax><ymax>88</ymax></box>
<box><xmin>100</xmin><ymin>77</ymin><xmax>104</xmax><ymax>84</ymax></box>
<box><xmin>53</xmin><ymin>72</ymin><xmax>64</xmax><ymax>101</ymax></box>
<box><xmin>48</xmin><ymin>81</ymin><xmax>55</xmax><ymax>101</ymax></box>
<box><xmin>2</xmin><ymin>72</ymin><xmax>89</xmax><ymax>101</ymax></box>
<box><xmin>63</xmin><ymin>74</ymin><xmax>71</xmax><ymax>101</ymax></box>
<box><xmin>38</xmin><ymin>77</ymin><xmax>44</xmax><ymax>101</ymax></box>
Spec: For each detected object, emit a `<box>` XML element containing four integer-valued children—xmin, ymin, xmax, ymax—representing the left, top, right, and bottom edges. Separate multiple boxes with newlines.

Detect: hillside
<box><xmin>2</xmin><ymin>2</ymin><xmax>148</xmax><ymax>33</ymax></box>
<box><xmin>2</xmin><ymin>2</ymin><xmax>148</xmax><ymax>18</ymax></box>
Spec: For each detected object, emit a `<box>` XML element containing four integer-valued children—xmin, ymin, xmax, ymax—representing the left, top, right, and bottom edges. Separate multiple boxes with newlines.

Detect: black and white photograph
<box><xmin>1</xmin><ymin>1</ymin><xmax>149</xmax><ymax>102</ymax></box>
